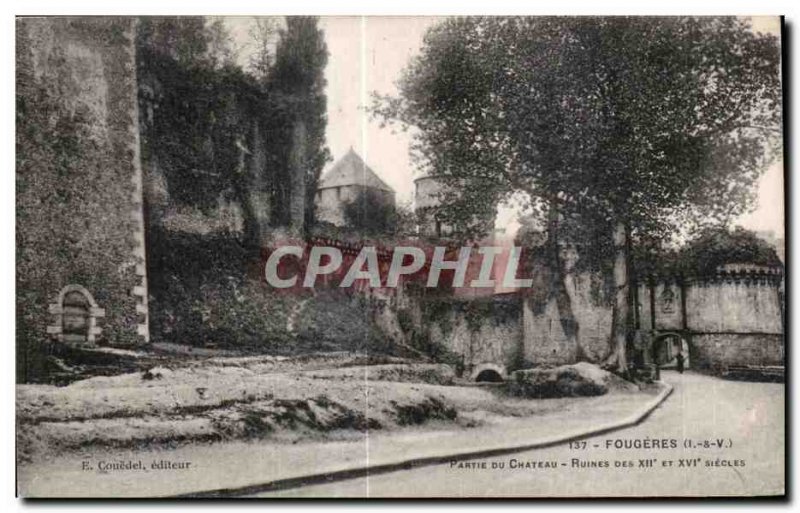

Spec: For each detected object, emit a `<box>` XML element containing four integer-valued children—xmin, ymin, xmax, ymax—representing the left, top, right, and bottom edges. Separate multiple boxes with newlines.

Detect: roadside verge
<box><xmin>17</xmin><ymin>382</ymin><xmax>673</xmax><ymax>498</ymax></box>
<box><xmin>178</xmin><ymin>383</ymin><xmax>673</xmax><ymax>498</ymax></box>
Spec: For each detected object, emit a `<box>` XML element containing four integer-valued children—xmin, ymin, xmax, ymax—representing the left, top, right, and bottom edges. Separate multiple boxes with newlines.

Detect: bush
<box><xmin>148</xmin><ymin>228</ymin><xmax>398</xmax><ymax>354</ymax></box>
<box><xmin>342</xmin><ymin>188</ymin><xmax>401</xmax><ymax>236</ymax></box>
<box><xmin>295</xmin><ymin>291</ymin><xmax>398</xmax><ymax>355</ymax></box>
<box><xmin>148</xmin><ymin>228</ymin><xmax>294</xmax><ymax>350</ymax></box>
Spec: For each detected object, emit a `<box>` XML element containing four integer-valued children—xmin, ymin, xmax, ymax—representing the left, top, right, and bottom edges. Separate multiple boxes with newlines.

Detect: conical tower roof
<box><xmin>318</xmin><ymin>148</ymin><xmax>394</xmax><ymax>193</ymax></box>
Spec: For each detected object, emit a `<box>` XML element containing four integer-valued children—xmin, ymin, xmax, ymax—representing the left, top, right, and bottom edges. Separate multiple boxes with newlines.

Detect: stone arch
<box><xmin>47</xmin><ymin>284</ymin><xmax>105</xmax><ymax>345</ymax></box>
<box><xmin>56</xmin><ymin>284</ymin><xmax>99</xmax><ymax>308</ymax></box>
<box><xmin>471</xmin><ymin>363</ymin><xmax>507</xmax><ymax>382</ymax></box>
<box><xmin>652</xmin><ymin>332</ymin><xmax>690</xmax><ymax>369</ymax></box>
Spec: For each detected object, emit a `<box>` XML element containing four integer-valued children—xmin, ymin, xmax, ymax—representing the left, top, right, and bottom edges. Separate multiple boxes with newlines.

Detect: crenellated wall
<box><xmin>416</xmin><ymin>261</ymin><xmax>785</xmax><ymax>376</ymax></box>
<box><xmin>685</xmin><ymin>278</ymin><xmax>782</xmax><ymax>334</ymax></box>
<box><xmin>691</xmin><ymin>333</ymin><xmax>784</xmax><ymax>369</ymax></box>
<box><xmin>639</xmin><ymin>267</ymin><xmax>784</xmax><ymax>369</ymax></box>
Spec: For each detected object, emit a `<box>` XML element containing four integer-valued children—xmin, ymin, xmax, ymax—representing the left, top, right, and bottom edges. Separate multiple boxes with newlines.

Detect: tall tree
<box><xmin>270</xmin><ymin>16</ymin><xmax>331</xmax><ymax>232</ymax></box>
<box><xmin>136</xmin><ymin>17</ymin><xmax>209</xmax><ymax>67</ymax></box>
<box><xmin>137</xmin><ymin>17</ymin><xmax>237</xmax><ymax>70</ymax></box>
<box><xmin>374</xmin><ymin>17</ymin><xmax>781</xmax><ymax>371</ymax></box>
<box><xmin>205</xmin><ymin>18</ymin><xmax>239</xmax><ymax>70</ymax></box>
<box><xmin>248</xmin><ymin>17</ymin><xmax>279</xmax><ymax>85</ymax></box>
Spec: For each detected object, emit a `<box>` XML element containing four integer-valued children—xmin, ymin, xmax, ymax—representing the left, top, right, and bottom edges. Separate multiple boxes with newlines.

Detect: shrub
<box><xmin>294</xmin><ymin>291</ymin><xmax>397</xmax><ymax>355</ymax></box>
<box><xmin>148</xmin><ymin>228</ymin><xmax>398</xmax><ymax>355</ymax></box>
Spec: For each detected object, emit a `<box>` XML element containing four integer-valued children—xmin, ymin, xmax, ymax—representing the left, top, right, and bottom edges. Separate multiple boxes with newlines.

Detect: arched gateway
<box><xmin>652</xmin><ymin>332</ymin><xmax>690</xmax><ymax>369</ymax></box>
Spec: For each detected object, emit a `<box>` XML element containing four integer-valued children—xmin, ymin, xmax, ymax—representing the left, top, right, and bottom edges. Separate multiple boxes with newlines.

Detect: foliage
<box><xmin>148</xmin><ymin>228</ymin><xmax>395</xmax><ymax>353</ymax></box>
<box><xmin>295</xmin><ymin>292</ymin><xmax>396</xmax><ymax>355</ymax></box>
<box><xmin>138</xmin><ymin>17</ymin><xmax>340</xmax><ymax>353</ymax></box>
<box><xmin>634</xmin><ymin>226</ymin><xmax>782</xmax><ymax>279</ymax></box>
<box><xmin>138</xmin><ymin>49</ymin><xmax>263</xmax><ymax>211</ymax></box>
<box><xmin>342</xmin><ymin>188</ymin><xmax>401</xmax><ymax>236</ymax></box>
<box><xmin>678</xmin><ymin>227</ymin><xmax>782</xmax><ymax>276</ymax></box>
<box><xmin>146</xmin><ymin>227</ymin><xmax>268</xmax><ymax>348</ymax></box>
<box><xmin>269</xmin><ymin>17</ymin><xmax>331</xmax><ymax>229</ymax></box>
<box><xmin>375</xmin><ymin>17</ymin><xmax>781</xmax><ymax>242</ymax></box>
<box><xmin>394</xmin><ymin>201</ymin><xmax>421</xmax><ymax>237</ymax></box>
<box><xmin>135</xmin><ymin>17</ymin><xmax>211</xmax><ymax>67</ymax></box>
<box><xmin>248</xmin><ymin>18</ymin><xmax>280</xmax><ymax>85</ymax></box>
<box><xmin>137</xmin><ymin>16</ymin><xmax>330</xmax><ymax>240</ymax></box>
<box><xmin>374</xmin><ymin>16</ymin><xmax>781</xmax><ymax>369</ymax></box>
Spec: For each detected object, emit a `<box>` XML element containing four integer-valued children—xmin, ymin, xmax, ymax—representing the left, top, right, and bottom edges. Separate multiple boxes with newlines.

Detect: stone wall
<box><xmin>521</xmin><ymin>255</ymin><xmax>614</xmax><ymax>367</ymax></box>
<box><xmin>381</xmin><ymin>244</ymin><xmax>785</xmax><ymax>375</ymax></box>
<box><xmin>521</xmin><ymin>286</ymin><xmax>613</xmax><ymax>366</ymax></box>
<box><xmin>692</xmin><ymin>333</ymin><xmax>784</xmax><ymax>368</ymax></box>
<box><xmin>685</xmin><ymin>278</ymin><xmax>782</xmax><ymax>334</ymax></box>
<box><xmin>640</xmin><ymin>271</ymin><xmax>784</xmax><ymax>369</ymax></box>
<box><xmin>637</xmin><ymin>281</ymin><xmax>684</xmax><ymax>331</ymax></box>
<box><xmin>136</xmin><ymin>29</ymin><xmax>304</xmax><ymax>246</ymax></box>
<box><xmin>416</xmin><ymin>294</ymin><xmax>522</xmax><ymax>377</ymax></box>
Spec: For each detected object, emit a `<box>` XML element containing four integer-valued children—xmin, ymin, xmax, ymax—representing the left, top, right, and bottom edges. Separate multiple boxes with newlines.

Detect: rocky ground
<box><xmin>17</xmin><ymin>351</ymin><xmax>652</xmax><ymax>467</ymax></box>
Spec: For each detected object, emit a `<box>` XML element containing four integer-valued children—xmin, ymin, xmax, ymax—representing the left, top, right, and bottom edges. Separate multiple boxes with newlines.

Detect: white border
<box><xmin>2</xmin><ymin>2</ymin><xmax>796</xmax><ymax>512</ymax></box>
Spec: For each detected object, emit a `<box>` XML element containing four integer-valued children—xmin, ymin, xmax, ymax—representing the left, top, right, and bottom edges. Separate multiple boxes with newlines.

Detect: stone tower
<box><xmin>315</xmin><ymin>148</ymin><xmax>396</xmax><ymax>226</ymax></box>
<box><xmin>17</xmin><ymin>17</ymin><xmax>149</xmax><ymax>380</ymax></box>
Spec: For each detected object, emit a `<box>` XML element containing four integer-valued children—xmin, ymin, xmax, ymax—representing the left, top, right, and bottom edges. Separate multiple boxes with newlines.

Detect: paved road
<box><xmin>260</xmin><ymin>372</ymin><xmax>785</xmax><ymax>498</ymax></box>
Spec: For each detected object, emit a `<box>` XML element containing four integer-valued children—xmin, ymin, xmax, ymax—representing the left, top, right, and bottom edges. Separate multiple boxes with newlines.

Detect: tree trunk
<box><xmin>548</xmin><ymin>207</ymin><xmax>581</xmax><ymax>361</ymax></box>
<box><xmin>288</xmin><ymin>118</ymin><xmax>308</xmax><ymax>235</ymax></box>
<box><xmin>608</xmin><ymin>221</ymin><xmax>631</xmax><ymax>373</ymax></box>
<box><xmin>234</xmin><ymin>133</ymin><xmax>258</xmax><ymax>247</ymax></box>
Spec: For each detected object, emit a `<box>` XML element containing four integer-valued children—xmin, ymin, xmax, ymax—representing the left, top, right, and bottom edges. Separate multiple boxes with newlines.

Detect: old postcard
<box><xmin>15</xmin><ymin>15</ymin><xmax>785</xmax><ymax>498</ymax></box>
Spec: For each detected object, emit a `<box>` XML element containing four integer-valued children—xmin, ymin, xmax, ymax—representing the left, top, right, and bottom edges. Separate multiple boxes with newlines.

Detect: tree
<box><xmin>678</xmin><ymin>226</ymin><xmax>783</xmax><ymax>277</ymax></box>
<box><xmin>136</xmin><ymin>17</ymin><xmax>209</xmax><ymax>67</ymax></box>
<box><xmin>342</xmin><ymin>189</ymin><xmax>401</xmax><ymax>236</ymax></box>
<box><xmin>137</xmin><ymin>17</ymin><xmax>237</xmax><ymax>70</ymax></box>
<box><xmin>205</xmin><ymin>18</ymin><xmax>239</xmax><ymax>70</ymax></box>
<box><xmin>374</xmin><ymin>17</ymin><xmax>781</xmax><ymax>372</ymax></box>
<box><xmin>248</xmin><ymin>17</ymin><xmax>279</xmax><ymax>85</ymax></box>
<box><xmin>270</xmin><ymin>17</ymin><xmax>331</xmax><ymax>232</ymax></box>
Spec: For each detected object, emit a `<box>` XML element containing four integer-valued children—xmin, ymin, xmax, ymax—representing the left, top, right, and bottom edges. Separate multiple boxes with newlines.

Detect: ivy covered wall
<box><xmin>136</xmin><ymin>17</ymin><xmax>333</xmax><ymax>350</ymax></box>
<box><xmin>16</xmin><ymin>18</ymin><xmax>146</xmax><ymax>382</ymax></box>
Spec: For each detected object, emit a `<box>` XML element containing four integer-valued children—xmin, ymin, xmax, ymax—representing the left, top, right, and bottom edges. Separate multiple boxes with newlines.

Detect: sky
<box><xmin>226</xmin><ymin>16</ymin><xmax>784</xmax><ymax>238</ymax></box>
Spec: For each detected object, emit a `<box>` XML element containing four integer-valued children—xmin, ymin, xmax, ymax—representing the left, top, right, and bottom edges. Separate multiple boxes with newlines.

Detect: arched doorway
<box><xmin>471</xmin><ymin>363</ymin><xmax>506</xmax><ymax>383</ymax></box>
<box><xmin>47</xmin><ymin>284</ymin><xmax>105</xmax><ymax>346</ymax></box>
<box><xmin>62</xmin><ymin>290</ymin><xmax>91</xmax><ymax>344</ymax></box>
<box><xmin>653</xmin><ymin>333</ymin><xmax>690</xmax><ymax>369</ymax></box>
<box><xmin>475</xmin><ymin>369</ymin><xmax>504</xmax><ymax>382</ymax></box>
